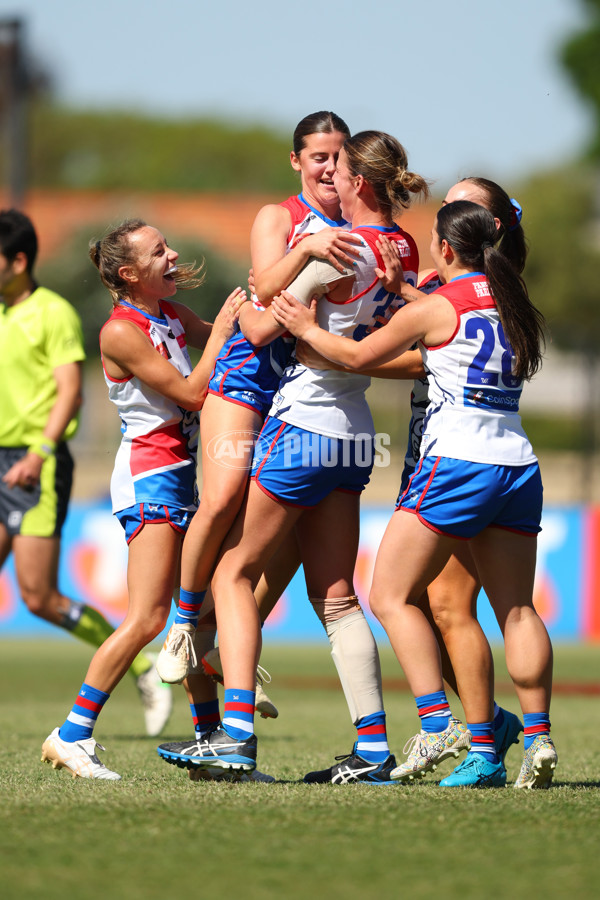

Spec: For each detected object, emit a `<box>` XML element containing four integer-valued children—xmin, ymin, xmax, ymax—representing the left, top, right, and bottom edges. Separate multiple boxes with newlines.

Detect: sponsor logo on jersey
<box><xmin>464</xmin><ymin>386</ymin><xmax>520</xmax><ymax>411</ymax></box>
<box><xmin>472</xmin><ymin>281</ymin><xmax>491</xmax><ymax>298</ymax></box>
<box><xmin>156</xmin><ymin>340</ymin><xmax>172</xmax><ymax>360</ymax></box>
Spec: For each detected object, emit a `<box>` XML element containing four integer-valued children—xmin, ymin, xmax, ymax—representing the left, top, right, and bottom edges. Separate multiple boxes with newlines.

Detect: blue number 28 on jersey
<box><xmin>463</xmin><ymin>317</ymin><xmax>522</xmax><ymax>412</ymax></box>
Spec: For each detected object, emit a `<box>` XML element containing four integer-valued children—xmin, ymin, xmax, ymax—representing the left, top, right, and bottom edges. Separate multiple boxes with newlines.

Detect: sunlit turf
<box><xmin>1</xmin><ymin>640</ymin><xmax>599</xmax><ymax>900</ymax></box>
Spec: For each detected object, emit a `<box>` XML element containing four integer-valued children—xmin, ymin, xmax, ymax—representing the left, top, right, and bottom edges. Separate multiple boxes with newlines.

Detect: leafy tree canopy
<box><xmin>520</xmin><ymin>165</ymin><xmax>600</xmax><ymax>354</ymax></box>
<box><xmin>562</xmin><ymin>0</ymin><xmax>600</xmax><ymax>159</ymax></box>
<box><xmin>27</xmin><ymin>104</ymin><xmax>299</xmax><ymax>193</ymax></box>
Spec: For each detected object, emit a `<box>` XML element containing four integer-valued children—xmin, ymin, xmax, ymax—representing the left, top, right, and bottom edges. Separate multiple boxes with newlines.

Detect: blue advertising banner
<box><xmin>0</xmin><ymin>500</ymin><xmax>595</xmax><ymax>643</ymax></box>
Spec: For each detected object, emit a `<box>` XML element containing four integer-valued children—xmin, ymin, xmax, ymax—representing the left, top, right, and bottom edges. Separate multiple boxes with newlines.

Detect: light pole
<box><xmin>0</xmin><ymin>17</ymin><xmax>28</xmax><ymax>209</ymax></box>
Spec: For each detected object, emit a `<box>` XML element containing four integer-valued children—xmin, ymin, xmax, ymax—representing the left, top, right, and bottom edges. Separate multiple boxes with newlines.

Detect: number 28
<box><xmin>465</xmin><ymin>319</ymin><xmax>521</xmax><ymax>388</ymax></box>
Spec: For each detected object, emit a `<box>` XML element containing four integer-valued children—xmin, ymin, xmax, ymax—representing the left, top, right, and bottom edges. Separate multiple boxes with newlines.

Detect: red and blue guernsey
<box><xmin>100</xmin><ymin>299</ymin><xmax>200</xmax><ymax>514</ymax></box>
<box><xmin>207</xmin><ymin>193</ymin><xmax>349</xmax><ymax>415</ymax></box>
<box><xmin>420</xmin><ymin>273</ymin><xmax>536</xmax><ymax>466</ymax></box>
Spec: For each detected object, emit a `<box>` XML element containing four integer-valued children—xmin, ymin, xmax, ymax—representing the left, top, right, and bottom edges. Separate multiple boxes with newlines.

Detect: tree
<box><xmin>520</xmin><ymin>167</ymin><xmax>599</xmax><ymax>352</ymax></box>
<box><xmin>27</xmin><ymin>106</ymin><xmax>298</xmax><ymax>194</ymax></box>
<box><xmin>562</xmin><ymin>0</ymin><xmax>600</xmax><ymax>159</ymax></box>
<box><xmin>559</xmin><ymin>0</ymin><xmax>600</xmax><ymax>480</ymax></box>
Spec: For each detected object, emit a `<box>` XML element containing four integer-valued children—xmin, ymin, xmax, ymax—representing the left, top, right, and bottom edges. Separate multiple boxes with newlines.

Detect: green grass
<box><xmin>1</xmin><ymin>641</ymin><xmax>599</xmax><ymax>900</ymax></box>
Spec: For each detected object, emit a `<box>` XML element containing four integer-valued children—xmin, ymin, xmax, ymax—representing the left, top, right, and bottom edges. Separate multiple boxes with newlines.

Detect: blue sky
<box><xmin>1</xmin><ymin>0</ymin><xmax>592</xmax><ymax>191</ymax></box>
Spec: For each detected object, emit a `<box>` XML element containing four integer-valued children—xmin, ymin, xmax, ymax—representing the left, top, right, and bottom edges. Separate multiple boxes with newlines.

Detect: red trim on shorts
<box><xmin>251</xmin><ymin>475</ymin><xmax>360</xmax><ymax>507</ymax></box>
<box><xmin>253</xmin><ymin>422</ymin><xmax>285</xmax><ymax>480</ymax></box>
<box><xmin>251</xmin><ymin>423</ymin><xmax>311</xmax><ymax>506</ymax></box>
<box><xmin>395</xmin><ymin>505</ymin><xmax>470</xmax><ymax>540</ymax></box>
<box><xmin>216</xmin><ymin>340</ymin><xmax>257</xmax><ymax>386</ymax></box>
<box><xmin>489</xmin><ymin>523</ymin><xmax>539</xmax><ymax>537</ymax></box>
<box><xmin>126</xmin><ymin>503</ymin><xmax>146</xmax><ymax>544</ymax></box>
<box><xmin>414</xmin><ymin>456</ymin><xmax>440</xmax><ymax>515</ymax></box>
<box><xmin>126</xmin><ymin>503</ymin><xmax>187</xmax><ymax>544</ymax></box>
<box><xmin>250</xmin><ymin>474</ymin><xmax>310</xmax><ymax>509</ymax></box>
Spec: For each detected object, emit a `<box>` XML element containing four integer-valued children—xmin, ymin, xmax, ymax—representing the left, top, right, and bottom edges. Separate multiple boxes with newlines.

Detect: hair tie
<box><xmin>509</xmin><ymin>198</ymin><xmax>522</xmax><ymax>231</ymax></box>
<box><xmin>481</xmin><ymin>241</ymin><xmax>494</xmax><ymax>251</ymax></box>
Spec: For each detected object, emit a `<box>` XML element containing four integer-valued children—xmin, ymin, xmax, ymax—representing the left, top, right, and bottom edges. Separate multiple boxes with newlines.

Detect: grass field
<box><xmin>1</xmin><ymin>639</ymin><xmax>599</xmax><ymax>900</ymax></box>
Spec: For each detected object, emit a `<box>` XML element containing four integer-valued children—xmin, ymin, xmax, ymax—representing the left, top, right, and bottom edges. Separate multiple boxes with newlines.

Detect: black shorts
<box><xmin>0</xmin><ymin>443</ymin><xmax>74</xmax><ymax>537</ymax></box>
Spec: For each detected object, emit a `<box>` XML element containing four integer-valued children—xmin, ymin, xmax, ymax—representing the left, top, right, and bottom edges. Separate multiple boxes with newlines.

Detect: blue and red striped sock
<box><xmin>190</xmin><ymin>699</ymin><xmax>220</xmax><ymax>737</ymax></box>
<box><xmin>222</xmin><ymin>688</ymin><xmax>255</xmax><ymax>739</ymax></box>
<box><xmin>416</xmin><ymin>690</ymin><xmax>452</xmax><ymax>733</ymax></box>
<box><xmin>356</xmin><ymin>711</ymin><xmax>389</xmax><ymax>763</ymax></box>
<box><xmin>467</xmin><ymin>722</ymin><xmax>498</xmax><ymax>763</ymax></box>
<box><xmin>175</xmin><ymin>588</ymin><xmax>206</xmax><ymax>628</ymax></box>
<box><xmin>523</xmin><ymin>713</ymin><xmax>550</xmax><ymax>749</ymax></box>
<box><xmin>59</xmin><ymin>683</ymin><xmax>110</xmax><ymax>742</ymax></box>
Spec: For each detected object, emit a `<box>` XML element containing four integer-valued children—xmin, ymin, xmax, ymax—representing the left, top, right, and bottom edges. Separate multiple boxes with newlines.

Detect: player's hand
<box><xmin>214</xmin><ymin>286</ymin><xmax>246</xmax><ymax>339</ymax></box>
<box><xmin>247</xmin><ymin>267</ymin><xmax>256</xmax><ymax>295</ymax></box>
<box><xmin>375</xmin><ymin>235</ymin><xmax>406</xmax><ymax>293</ymax></box>
<box><xmin>302</xmin><ymin>228</ymin><xmax>363</xmax><ymax>273</ymax></box>
<box><xmin>2</xmin><ymin>452</ymin><xmax>44</xmax><ymax>490</ymax></box>
<box><xmin>271</xmin><ymin>291</ymin><xmax>317</xmax><ymax>339</ymax></box>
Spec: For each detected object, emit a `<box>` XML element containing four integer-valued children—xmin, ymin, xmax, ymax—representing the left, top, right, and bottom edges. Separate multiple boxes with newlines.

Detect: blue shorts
<box><xmin>207</xmin><ymin>332</ymin><xmax>294</xmax><ymax>416</ymax></box>
<box><xmin>396</xmin><ymin>455</ymin><xmax>543</xmax><ymax>538</ymax></box>
<box><xmin>115</xmin><ymin>502</ymin><xmax>194</xmax><ymax>544</ymax></box>
<box><xmin>251</xmin><ymin>417</ymin><xmax>374</xmax><ymax>508</ymax></box>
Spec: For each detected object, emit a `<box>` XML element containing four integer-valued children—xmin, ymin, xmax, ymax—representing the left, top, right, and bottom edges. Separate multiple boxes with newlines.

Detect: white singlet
<box><xmin>100</xmin><ymin>300</ymin><xmax>199</xmax><ymax>514</ymax></box>
<box><xmin>420</xmin><ymin>273</ymin><xmax>536</xmax><ymax>466</ymax></box>
<box><xmin>270</xmin><ymin>225</ymin><xmax>419</xmax><ymax>440</ymax></box>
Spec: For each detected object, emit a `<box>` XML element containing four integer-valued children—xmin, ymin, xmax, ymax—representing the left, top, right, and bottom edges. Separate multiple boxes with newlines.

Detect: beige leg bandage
<box><xmin>310</xmin><ymin>596</ymin><xmax>384</xmax><ymax>725</ymax></box>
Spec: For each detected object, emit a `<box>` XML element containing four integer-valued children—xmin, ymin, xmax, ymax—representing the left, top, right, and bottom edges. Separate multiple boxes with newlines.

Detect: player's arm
<box><xmin>240</xmin><ymin>256</ymin><xmax>353</xmax><ymax>347</ymax></box>
<box><xmin>251</xmin><ymin>204</ymin><xmax>361</xmax><ymax>304</ymax></box>
<box><xmin>2</xmin><ymin>361</ymin><xmax>83</xmax><ymax>490</ymax></box>
<box><xmin>169</xmin><ymin>301</ymin><xmax>212</xmax><ymax>350</ymax></box>
<box><xmin>170</xmin><ymin>287</ymin><xmax>246</xmax><ymax>350</ymax></box>
<box><xmin>186</xmin><ymin>288</ymin><xmax>245</xmax><ymax>396</ymax></box>
<box><xmin>272</xmin><ymin>290</ymin><xmax>454</xmax><ymax>370</ymax></box>
<box><xmin>237</xmin><ymin>301</ymin><xmax>287</xmax><ymax>347</ymax></box>
<box><xmin>296</xmin><ymin>340</ymin><xmax>425</xmax><ymax>379</ymax></box>
<box><xmin>101</xmin><ymin>291</ymin><xmax>241</xmax><ymax>410</ymax></box>
<box><xmin>357</xmin><ymin>350</ymin><xmax>425</xmax><ymax>379</ymax></box>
